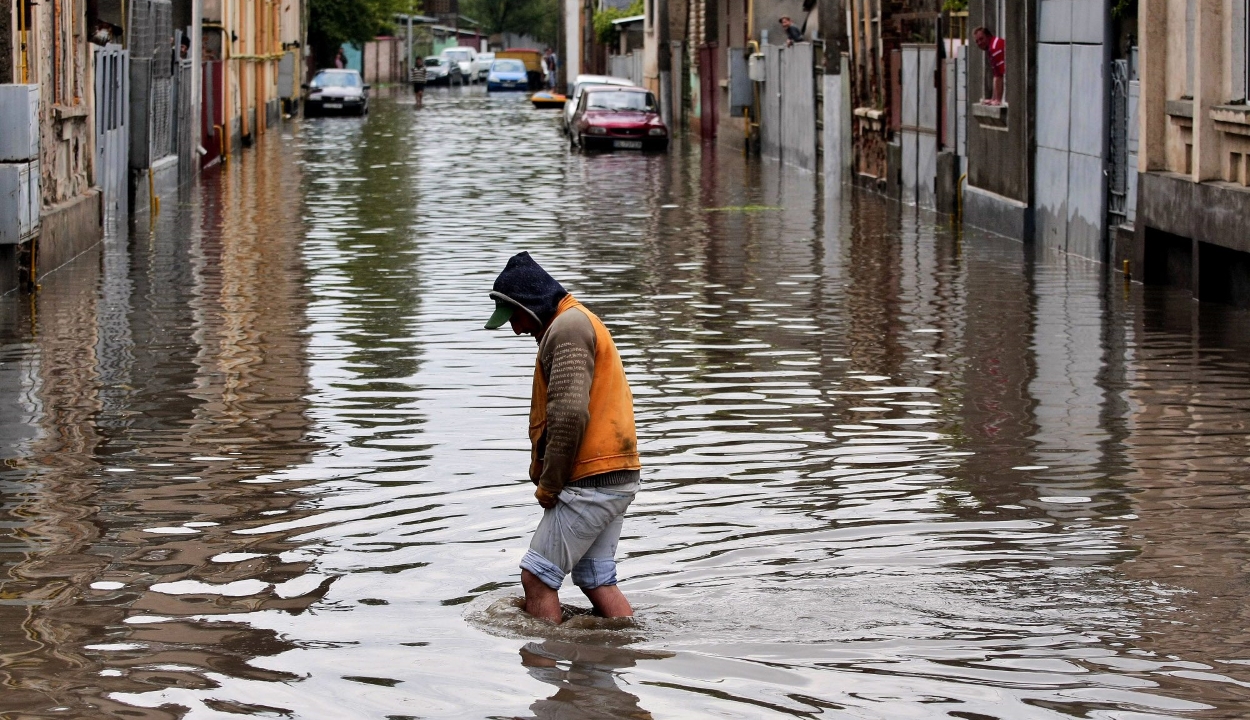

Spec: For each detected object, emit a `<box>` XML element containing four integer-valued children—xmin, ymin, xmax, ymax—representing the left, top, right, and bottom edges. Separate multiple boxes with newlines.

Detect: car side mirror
<box><xmin>363</xmin><ymin>84</ymin><xmax>371</xmax><ymax>90</ymax></box>
<box><xmin>301</xmin><ymin>83</ymin><xmax>309</xmax><ymax>89</ymax></box>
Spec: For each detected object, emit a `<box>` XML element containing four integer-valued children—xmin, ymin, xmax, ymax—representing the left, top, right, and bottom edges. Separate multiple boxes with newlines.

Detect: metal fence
<box><xmin>761</xmin><ymin>42</ymin><xmax>817</xmax><ymax>171</ymax></box>
<box><xmin>608</xmin><ymin>50</ymin><xmax>644</xmax><ymax>86</ymax></box>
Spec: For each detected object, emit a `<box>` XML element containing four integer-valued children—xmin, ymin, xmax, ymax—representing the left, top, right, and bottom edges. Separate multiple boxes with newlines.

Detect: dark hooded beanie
<box><xmin>491</xmin><ymin>252</ymin><xmax>568</xmax><ymax>327</ymax></box>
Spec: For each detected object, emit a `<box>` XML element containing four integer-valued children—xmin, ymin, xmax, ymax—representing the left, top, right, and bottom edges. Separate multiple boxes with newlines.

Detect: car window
<box><xmin>492</xmin><ymin>60</ymin><xmax>525</xmax><ymax>72</ymax></box>
<box><xmin>585</xmin><ymin>91</ymin><xmax>655</xmax><ymax>112</ymax></box>
<box><xmin>311</xmin><ymin>72</ymin><xmax>360</xmax><ymax>88</ymax></box>
<box><xmin>425</xmin><ymin>58</ymin><xmax>442</xmax><ymax>67</ymax></box>
<box><xmin>444</xmin><ymin>50</ymin><xmax>471</xmax><ymax>61</ymax></box>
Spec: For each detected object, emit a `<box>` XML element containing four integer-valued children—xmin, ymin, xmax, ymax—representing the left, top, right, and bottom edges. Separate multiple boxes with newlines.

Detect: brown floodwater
<box><xmin>2</xmin><ymin>86</ymin><xmax>1250</xmax><ymax>719</ymax></box>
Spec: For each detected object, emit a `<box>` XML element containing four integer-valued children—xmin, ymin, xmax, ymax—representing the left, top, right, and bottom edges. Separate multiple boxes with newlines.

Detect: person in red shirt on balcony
<box><xmin>973</xmin><ymin>26</ymin><xmax>1006</xmax><ymax>106</ymax></box>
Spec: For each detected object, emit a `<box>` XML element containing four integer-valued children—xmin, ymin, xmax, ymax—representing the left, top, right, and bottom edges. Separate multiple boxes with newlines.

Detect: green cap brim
<box><xmin>484</xmin><ymin>300</ymin><xmax>514</xmax><ymax>329</ymax></box>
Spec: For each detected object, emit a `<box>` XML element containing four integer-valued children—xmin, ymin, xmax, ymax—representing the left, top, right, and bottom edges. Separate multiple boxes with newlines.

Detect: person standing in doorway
<box><xmin>484</xmin><ymin>252</ymin><xmax>641</xmax><ymax>625</ymax></box>
<box><xmin>973</xmin><ymin>26</ymin><xmax>1006</xmax><ymax>105</ymax></box>
<box><xmin>334</xmin><ymin>47</ymin><xmax>346</xmax><ymax>69</ymax></box>
<box><xmin>779</xmin><ymin>16</ymin><xmax>803</xmax><ymax>46</ymax></box>
<box><xmin>411</xmin><ymin>57</ymin><xmax>427</xmax><ymax>109</ymax></box>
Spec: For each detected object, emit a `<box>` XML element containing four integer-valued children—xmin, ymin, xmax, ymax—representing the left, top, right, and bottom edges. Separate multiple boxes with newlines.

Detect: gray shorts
<box><xmin>520</xmin><ymin>480</ymin><xmax>639</xmax><ymax>590</ymax></box>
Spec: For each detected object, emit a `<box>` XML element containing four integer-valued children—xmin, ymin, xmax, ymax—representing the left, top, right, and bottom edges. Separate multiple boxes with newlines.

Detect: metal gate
<box><xmin>202</xmin><ymin>60</ymin><xmax>224</xmax><ymax>167</ymax></box>
<box><xmin>899</xmin><ymin>44</ymin><xmax>938</xmax><ymax>207</ymax></box>
<box><xmin>94</xmin><ymin>44</ymin><xmax>130</xmax><ymax>221</ymax></box>
<box><xmin>1107</xmin><ymin>56</ymin><xmax>1139</xmax><ymax>230</ymax></box>
<box><xmin>176</xmin><ymin>58</ymin><xmax>194</xmax><ymax>185</ymax></box>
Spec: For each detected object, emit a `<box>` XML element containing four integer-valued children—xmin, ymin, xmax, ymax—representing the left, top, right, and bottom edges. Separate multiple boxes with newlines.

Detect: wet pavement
<box><xmin>3</xmin><ymin>85</ymin><xmax>1250</xmax><ymax>719</ymax></box>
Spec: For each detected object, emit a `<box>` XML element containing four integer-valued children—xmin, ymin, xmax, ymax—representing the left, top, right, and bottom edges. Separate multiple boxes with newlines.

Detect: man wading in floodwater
<box><xmin>484</xmin><ymin>252</ymin><xmax>641</xmax><ymax>624</ymax></box>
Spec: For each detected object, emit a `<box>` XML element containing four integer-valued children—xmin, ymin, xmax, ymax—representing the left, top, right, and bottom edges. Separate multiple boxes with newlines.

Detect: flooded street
<box><xmin>4</xmin><ymin>86</ymin><xmax>1250</xmax><ymax>719</ymax></box>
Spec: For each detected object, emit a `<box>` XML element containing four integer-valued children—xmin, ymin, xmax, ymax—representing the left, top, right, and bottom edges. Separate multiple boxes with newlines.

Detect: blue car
<box><xmin>487</xmin><ymin>59</ymin><xmax>529</xmax><ymax>91</ymax></box>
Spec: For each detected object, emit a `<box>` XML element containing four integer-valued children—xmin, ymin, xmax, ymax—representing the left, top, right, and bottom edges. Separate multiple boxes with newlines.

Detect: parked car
<box><xmin>440</xmin><ymin>47</ymin><xmax>476</xmax><ymax>83</ymax></box>
<box><xmin>424</xmin><ymin>56</ymin><xmax>463</xmax><ymax>86</ymax></box>
<box><xmin>496</xmin><ymin>48</ymin><xmax>546</xmax><ymax>90</ymax></box>
<box><xmin>563</xmin><ymin>74</ymin><xmax>634</xmax><ymax>134</ymax></box>
<box><xmin>472</xmin><ymin>52</ymin><xmax>495</xmax><ymax>81</ymax></box>
<box><xmin>571</xmin><ymin>86</ymin><xmax>667</xmax><ymax>152</ymax></box>
<box><xmin>486</xmin><ymin>59</ymin><xmax>529</xmax><ymax>91</ymax></box>
<box><xmin>304</xmin><ymin>69</ymin><xmax>369</xmax><ymax>117</ymax></box>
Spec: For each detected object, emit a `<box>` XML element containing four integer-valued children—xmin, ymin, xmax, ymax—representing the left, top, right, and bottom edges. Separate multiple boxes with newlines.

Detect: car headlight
<box><xmin>589</xmin><ymin>127</ymin><xmax>607</xmax><ymax>135</ymax></box>
<box><xmin>488</xmin><ymin>75</ymin><xmax>497</xmax><ymax>82</ymax></box>
<box><xmin>648</xmin><ymin>128</ymin><xmax>666</xmax><ymax>136</ymax></box>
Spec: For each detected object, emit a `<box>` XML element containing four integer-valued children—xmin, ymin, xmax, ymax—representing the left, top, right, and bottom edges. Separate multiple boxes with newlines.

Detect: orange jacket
<box><xmin>529</xmin><ymin>295</ymin><xmax>641</xmax><ymax>489</ymax></box>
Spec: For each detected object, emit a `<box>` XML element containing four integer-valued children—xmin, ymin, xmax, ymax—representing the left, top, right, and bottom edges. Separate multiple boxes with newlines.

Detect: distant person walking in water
<box><xmin>410</xmin><ymin>58</ymin><xmax>427</xmax><ymax>109</ymax></box>
<box><xmin>544</xmin><ymin>48</ymin><xmax>557</xmax><ymax>89</ymax></box>
<box><xmin>484</xmin><ymin>252</ymin><xmax>641</xmax><ymax>624</ymax></box>
<box><xmin>973</xmin><ymin>26</ymin><xmax>1006</xmax><ymax>105</ymax></box>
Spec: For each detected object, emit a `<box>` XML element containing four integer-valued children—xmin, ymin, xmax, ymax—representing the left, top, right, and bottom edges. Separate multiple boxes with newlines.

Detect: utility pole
<box><xmin>408</xmin><ymin>5</ymin><xmax>414</xmax><ymax>81</ymax></box>
<box><xmin>657</xmin><ymin>0</ymin><xmax>671</xmax><ymax>130</ymax></box>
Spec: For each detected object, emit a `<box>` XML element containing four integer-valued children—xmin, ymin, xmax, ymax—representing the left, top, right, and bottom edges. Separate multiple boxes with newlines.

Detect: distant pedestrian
<box><xmin>484</xmin><ymin>252</ymin><xmax>641</xmax><ymax>625</ymax></box>
<box><xmin>779</xmin><ymin>16</ymin><xmax>803</xmax><ymax>46</ymax></box>
<box><xmin>544</xmin><ymin>48</ymin><xmax>557</xmax><ymax>89</ymax></box>
<box><xmin>973</xmin><ymin>26</ymin><xmax>1006</xmax><ymax>105</ymax></box>
<box><xmin>411</xmin><ymin>59</ymin><xmax>427</xmax><ymax>109</ymax></box>
<box><xmin>334</xmin><ymin>48</ymin><xmax>346</xmax><ymax>69</ymax></box>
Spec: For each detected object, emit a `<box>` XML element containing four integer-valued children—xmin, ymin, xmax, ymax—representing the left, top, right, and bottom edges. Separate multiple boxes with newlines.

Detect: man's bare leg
<box><xmin>582</xmin><ymin>584</ymin><xmax>633</xmax><ymax>618</ymax></box>
<box><xmin>521</xmin><ymin>569</ymin><xmax>562</xmax><ymax>623</ymax></box>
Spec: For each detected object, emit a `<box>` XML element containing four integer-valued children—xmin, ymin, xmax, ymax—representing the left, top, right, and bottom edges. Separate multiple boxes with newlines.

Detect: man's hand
<box><xmin>535</xmin><ymin>486</ymin><xmax>559</xmax><ymax>509</ymax></box>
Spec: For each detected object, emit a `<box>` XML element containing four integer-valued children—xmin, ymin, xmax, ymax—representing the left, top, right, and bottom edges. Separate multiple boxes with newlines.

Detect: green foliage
<box><xmin>941</xmin><ymin>0</ymin><xmax>967</xmax><ymax>11</ymax></box>
<box><xmin>1112</xmin><ymin>0</ymin><xmax>1137</xmax><ymax>20</ymax></box>
<box><xmin>308</xmin><ymin>0</ymin><xmax>408</xmax><ymax>69</ymax></box>
<box><xmin>593</xmin><ymin>0</ymin><xmax>644</xmax><ymax>46</ymax></box>
<box><xmin>462</xmin><ymin>0</ymin><xmax>559</xmax><ymax>45</ymax></box>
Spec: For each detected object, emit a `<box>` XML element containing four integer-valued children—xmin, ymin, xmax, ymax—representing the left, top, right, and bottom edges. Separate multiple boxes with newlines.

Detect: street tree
<box><xmin>309</xmin><ymin>0</ymin><xmax>408</xmax><ymax>69</ymax></box>
<box><xmin>462</xmin><ymin>0</ymin><xmax>558</xmax><ymax>46</ymax></box>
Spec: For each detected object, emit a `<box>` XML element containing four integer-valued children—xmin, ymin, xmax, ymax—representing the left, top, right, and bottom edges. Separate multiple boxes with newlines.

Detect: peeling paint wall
<box><xmin>34</xmin><ymin>0</ymin><xmax>96</xmax><ymax>206</ymax></box>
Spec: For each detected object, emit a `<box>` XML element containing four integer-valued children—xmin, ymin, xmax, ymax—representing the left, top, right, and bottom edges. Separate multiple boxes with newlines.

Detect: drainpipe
<box><xmin>19</xmin><ymin>0</ymin><xmax>30</xmax><ymax>83</ymax></box>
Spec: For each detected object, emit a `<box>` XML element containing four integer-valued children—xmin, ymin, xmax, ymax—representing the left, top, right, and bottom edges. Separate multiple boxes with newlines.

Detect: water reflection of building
<box><xmin>1116</xmin><ymin>291</ymin><xmax>1250</xmax><ymax>702</ymax></box>
<box><xmin>0</xmin><ymin>133</ymin><xmax>321</xmax><ymax>716</ymax></box>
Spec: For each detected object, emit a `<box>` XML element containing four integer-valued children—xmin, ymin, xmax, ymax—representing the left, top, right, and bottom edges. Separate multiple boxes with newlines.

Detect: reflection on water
<box><xmin>1</xmin><ymin>85</ymin><xmax>1250</xmax><ymax>718</ymax></box>
<box><xmin>520</xmin><ymin>640</ymin><xmax>668</xmax><ymax>720</ymax></box>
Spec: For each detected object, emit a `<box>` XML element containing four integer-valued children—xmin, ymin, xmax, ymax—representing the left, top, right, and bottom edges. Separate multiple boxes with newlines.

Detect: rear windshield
<box><xmin>444</xmin><ymin>50</ymin><xmax>472</xmax><ymax>61</ymax></box>
<box><xmin>492</xmin><ymin>60</ymin><xmax>525</xmax><ymax>72</ymax></box>
<box><xmin>311</xmin><ymin>72</ymin><xmax>360</xmax><ymax>88</ymax></box>
<box><xmin>585</xmin><ymin>91</ymin><xmax>656</xmax><ymax>112</ymax></box>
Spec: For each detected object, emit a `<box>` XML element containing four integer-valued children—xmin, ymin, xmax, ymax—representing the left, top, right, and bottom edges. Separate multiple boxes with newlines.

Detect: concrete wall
<box><xmin>37</xmin><ymin>189</ymin><xmax>102</xmax><ymax>275</ymax></box>
<box><xmin>964</xmin><ymin>0</ymin><xmax>1036</xmax><ymax>239</ymax></box>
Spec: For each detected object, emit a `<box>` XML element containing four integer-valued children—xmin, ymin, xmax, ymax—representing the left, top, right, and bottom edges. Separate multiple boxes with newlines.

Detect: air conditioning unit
<box><xmin>748</xmin><ymin>53</ymin><xmax>766</xmax><ymax>82</ymax></box>
<box><xmin>0</xmin><ymin>85</ymin><xmax>40</xmax><ymax>162</ymax></box>
<box><xmin>0</xmin><ymin>161</ymin><xmax>40</xmax><ymax>245</ymax></box>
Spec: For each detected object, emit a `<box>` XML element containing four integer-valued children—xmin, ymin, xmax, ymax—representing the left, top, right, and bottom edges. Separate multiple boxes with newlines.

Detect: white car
<box><xmin>440</xmin><ymin>47</ymin><xmax>476</xmax><ymax>83</ymax></box>
<box><xmin>472</xmin><ymin>52</ymin><xmax>495</xmax><ymax>81</ymax></box>
<box><xmin>563</xmin><ymin>74</ymin><xmax>635</xmax><ymax>134</ymax></box>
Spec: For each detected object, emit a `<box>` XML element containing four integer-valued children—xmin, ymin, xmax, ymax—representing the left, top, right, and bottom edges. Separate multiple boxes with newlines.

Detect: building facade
<box><xmin>1134</xmin><ymin>0</ymin><xmax>1250</xmax><ymax>307</ymax></box>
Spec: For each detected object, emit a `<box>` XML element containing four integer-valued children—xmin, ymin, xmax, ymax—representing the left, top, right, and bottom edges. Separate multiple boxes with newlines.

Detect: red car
<box><xmin>571</xmin><ymin>86</ymin><xmax>668</xmax><ymax>152</ymax></box>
